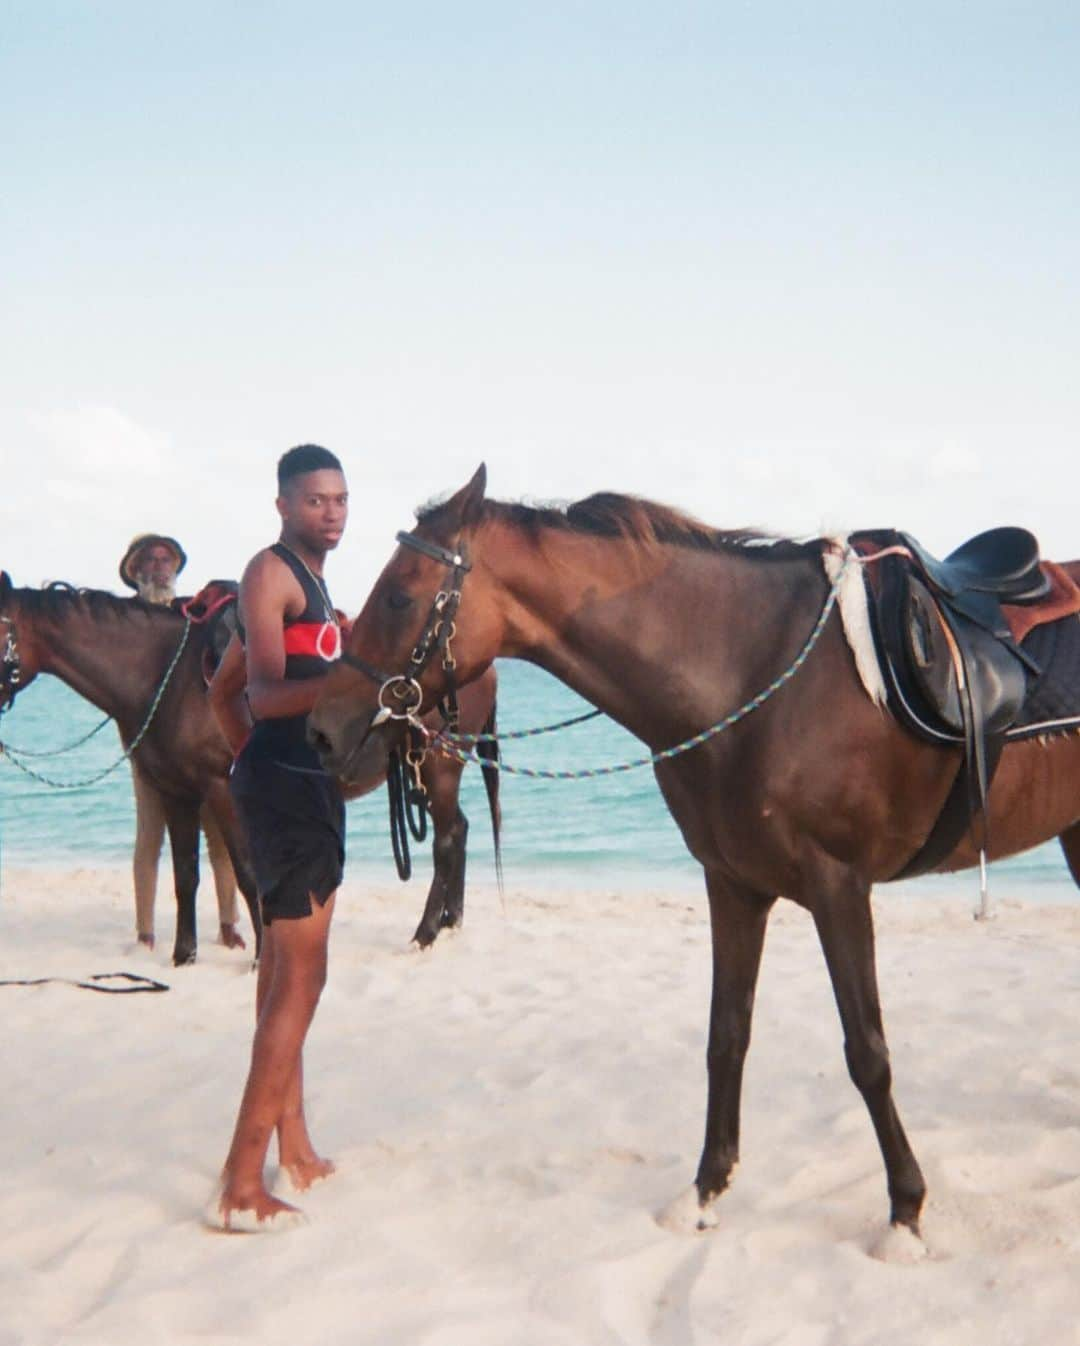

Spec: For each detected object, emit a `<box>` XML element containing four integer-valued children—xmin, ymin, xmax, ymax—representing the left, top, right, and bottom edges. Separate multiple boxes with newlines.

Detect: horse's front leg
<box><xmin>411</xmin><ymin>764</ymin><xmax>468</xmax><ymax>948</ymax></box>
<box><xmin>811</xmin><ymin>879</ymin><xmax>926</xmax><ymax>1234</ymax></box>
<box><xmin>164</xmin><ymin>800</ymin><xmax>201</xmax><ymax>966</ymax></box>
<box><xmin>663</xmin><ymin>872</ymin><xmax>773</xmax><ymax>1231</ymax></box>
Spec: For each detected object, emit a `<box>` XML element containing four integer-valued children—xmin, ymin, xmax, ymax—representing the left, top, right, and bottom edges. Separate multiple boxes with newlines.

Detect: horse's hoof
<box><xmin>869</xmin><ymin>1222</ymin><xmax>927</xmax><ymax>1264</ymax></box>
<box><xmin>657</xmin><ymin>1185</ymin><xmax>721</xmax><ymax>1234</ymax></box>
<box><xmin>173</xmin><ymin>950</ymin><xmax>197</xmax><ymax>967</ymax></box>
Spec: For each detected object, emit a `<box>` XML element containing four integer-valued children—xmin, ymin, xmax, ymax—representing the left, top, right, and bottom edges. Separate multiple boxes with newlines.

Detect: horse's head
<box><xmin>0</xmin><ymin>570</ymin><xmax>30</xmax><ymax>711</ymax></box>
<box><xmin>308</xmin><ymin>464</ymin><xmax>498</xmax><ymax>779</ymax></box>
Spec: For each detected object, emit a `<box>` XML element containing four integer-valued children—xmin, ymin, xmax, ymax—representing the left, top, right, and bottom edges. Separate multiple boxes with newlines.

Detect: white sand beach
<box><xmin>2</xmin><ymin>865</ymin><xmax>1080</xmax><ymax>1346</ymax></box>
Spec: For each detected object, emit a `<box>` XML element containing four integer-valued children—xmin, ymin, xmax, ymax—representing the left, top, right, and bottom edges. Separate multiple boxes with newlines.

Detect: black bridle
<box><xmin>338</xmin><ymin>529</ymin><xmax>472</xmax><ymax>734</ymax></box>
<box><xmin>335</xmin><ymin>529</ymin><xmax>472</xmax><ymax>880</ymax></box>
<box><xmin>0</xmin><ymin>613</ymin><xmax>21</xmax><ymax>714</ymax></box>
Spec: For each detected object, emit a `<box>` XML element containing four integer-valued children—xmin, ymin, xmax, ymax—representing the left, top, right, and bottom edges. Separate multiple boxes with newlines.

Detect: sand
<box><xmin>2</xmin><ymin>865</ymin><xmax>1079</xmax><ymax>1346</ymax></box>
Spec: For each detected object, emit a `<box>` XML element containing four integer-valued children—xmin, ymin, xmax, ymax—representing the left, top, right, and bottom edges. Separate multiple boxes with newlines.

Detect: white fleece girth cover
<box><xmin>823</xmin><ymin>539</ymin><xmax>888</xmax><ymax>707</ymax></box>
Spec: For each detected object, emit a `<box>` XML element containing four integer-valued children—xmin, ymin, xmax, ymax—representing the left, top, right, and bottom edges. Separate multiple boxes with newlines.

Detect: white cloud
<box><xmin>927</xmin><ymin>439</ymin><xmax>980</xmax><ymax>480</ymax></box>
<box><xmin>27</xmin><ymin>406</ymin><xmax>171</xmax><ymax>478</ymax></box>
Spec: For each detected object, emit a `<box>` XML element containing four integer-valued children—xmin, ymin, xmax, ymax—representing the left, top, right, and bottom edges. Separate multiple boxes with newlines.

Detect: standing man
<box><xmin>118</xmin><ymin>534</ymin><xmax>243</xmax><ymax>949</ymax></box>
<box><xmin>206</xmin><ymin>444</ymin><xmax>348</xmax><ymax>1231</ymax></box>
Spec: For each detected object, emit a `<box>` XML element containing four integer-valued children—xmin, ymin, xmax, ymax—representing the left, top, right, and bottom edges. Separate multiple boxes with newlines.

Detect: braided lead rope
<box><xmin>0</xmin><ymin>619</ymin><xmax>193</xmax><ymax>789</ymax></box>
<box><xmin>433</xmin><ymin>551</ymin><xmax>851</xmax><ymax>780</ymax></box>
<box><xmin>444</xmin><ymin>707</ymin><xmax>603</xmax><ymax>743</ymax></box>
<box><xmin>0</xmin><ymin>713</ymin><xmax>112</xmax><ymax>758</ymax></box>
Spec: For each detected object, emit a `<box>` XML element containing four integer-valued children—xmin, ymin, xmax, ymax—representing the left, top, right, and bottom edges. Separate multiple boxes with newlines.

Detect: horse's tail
<box><xmin>475</xmin><ymin>697</ymin><xmax>503</xmax><ymax>894</ymax></box>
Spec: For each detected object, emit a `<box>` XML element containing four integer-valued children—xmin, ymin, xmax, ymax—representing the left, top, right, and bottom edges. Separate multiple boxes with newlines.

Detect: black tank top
<box><xmin>239</xmin><ymin>543</ymin><xmax>341</xmax><ymax>756</ymax></box>
<box><xmin>270</xmin><ymin>543</ymin><xmax>342</xmax><ymax>680</ymax></box>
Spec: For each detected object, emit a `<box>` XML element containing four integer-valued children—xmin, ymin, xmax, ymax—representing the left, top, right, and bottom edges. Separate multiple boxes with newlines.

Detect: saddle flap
<box><xmin>904</xmin><ymin>578</ymin><xmax>962</xmax><ymax>730</ymax></box>
<box><xmin>894</xmin><ymin>572</ymin><xmax>1030</xmax><ymax>738</ymax></box>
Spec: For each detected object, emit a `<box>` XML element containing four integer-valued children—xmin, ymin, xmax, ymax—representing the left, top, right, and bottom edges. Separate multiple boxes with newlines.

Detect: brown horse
<box><xmin>0</xmin><ymin>571</ymin><xmax>500</xmax><ymax>966</ymax></box>
<box><xmin>307</xmin><ymin>464</ymin><xmax>1080</xmax><ymax>1242</ymax></box>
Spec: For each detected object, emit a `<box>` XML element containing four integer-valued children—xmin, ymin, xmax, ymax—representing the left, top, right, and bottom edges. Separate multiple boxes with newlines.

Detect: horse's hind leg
<box><xmin>811</xmin><ymin>879</ymin><xmax>926</xmax><ymax>1234</ymax></box>
<box><xmin>677</xmin><ymin>872</ymin><xmax>773</xmax><ymax>1229</ymax></box>
<box><xmin>165</xmin><ymin>800</ymin><xmax>201</xmax><ymax>967</ymax></box>
<box><xmin>1059</xmin><ymin>822</ymin><xmax>1080</xmax><ymax>890</ymax></box>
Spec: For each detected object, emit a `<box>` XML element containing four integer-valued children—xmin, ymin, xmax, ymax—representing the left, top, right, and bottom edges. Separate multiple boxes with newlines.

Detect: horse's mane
<box><xmin>18</xmin><ymin>582</ymin><xmax>182</xmax><ymax>624</ymax></box>
<box><xmin>418</xmin><ymin>492</ymin><xmax>817</xmax><ymax>560</ymax></box>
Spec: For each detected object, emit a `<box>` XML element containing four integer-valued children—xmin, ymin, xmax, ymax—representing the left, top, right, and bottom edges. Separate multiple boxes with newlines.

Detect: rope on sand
<box><xmin>0</xmin><ymin>971</ymin><xmax>169</xmax><ymax>994</ymax></box>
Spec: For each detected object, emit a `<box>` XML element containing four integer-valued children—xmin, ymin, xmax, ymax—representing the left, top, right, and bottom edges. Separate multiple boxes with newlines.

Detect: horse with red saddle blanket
<box><xmin>0</xmin><ymin>571</ymin><xmax>499</xmax><ymax>965</ymax></box>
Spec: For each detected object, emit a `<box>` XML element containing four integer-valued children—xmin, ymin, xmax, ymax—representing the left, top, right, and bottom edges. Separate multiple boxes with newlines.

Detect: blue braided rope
<box><xmin>0</xmin><ymin>620</ymin><xmax>192</xmax><ymax>790</ymax></box>
<box><xmin>447</xmin><ymin>707</ymin><xmax>602</xmax><ymax>743</ymax></box>
<box><xmin>434</xmin><ymin>552</ymin><xmax>850</xmax><ymax>780</ymax></box>
<box><xmin>0</xmin><ymin>713</ymin><xmax>112</xmax><ymax>758</ymax></box>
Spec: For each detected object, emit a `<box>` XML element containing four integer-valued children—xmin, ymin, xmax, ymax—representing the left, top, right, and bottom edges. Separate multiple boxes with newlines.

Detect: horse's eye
<box><xmin>387</xmin><ymin>591</ymin><xmax>413</xmax><ymax>612</ymax></box>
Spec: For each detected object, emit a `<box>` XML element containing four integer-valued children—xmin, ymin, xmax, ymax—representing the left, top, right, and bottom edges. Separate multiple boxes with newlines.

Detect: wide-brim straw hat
<box><xmin>119</xmin><ymin>533</ymin><xmax>188</xmax><ymax>591</ymax></box>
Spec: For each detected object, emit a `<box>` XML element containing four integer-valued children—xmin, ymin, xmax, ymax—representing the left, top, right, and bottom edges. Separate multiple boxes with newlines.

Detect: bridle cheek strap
<box><xmin>336</xmin><ymin>530</ymin><xmax>471</xmax><ymax>731</ymax></box>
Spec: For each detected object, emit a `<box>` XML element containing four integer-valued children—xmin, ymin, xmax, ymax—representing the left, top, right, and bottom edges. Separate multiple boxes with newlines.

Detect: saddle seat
<box><xmin>900</xmin><ymin>526</ymin><xmax>1049</xmax><ymax>605</ymax></box>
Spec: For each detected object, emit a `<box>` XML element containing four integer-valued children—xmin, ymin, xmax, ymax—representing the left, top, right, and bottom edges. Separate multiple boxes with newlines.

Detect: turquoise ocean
<box><xmin>0</xmin><ymin>662</ymin><xmax>1074</xmax><ymax>905</ymax></box>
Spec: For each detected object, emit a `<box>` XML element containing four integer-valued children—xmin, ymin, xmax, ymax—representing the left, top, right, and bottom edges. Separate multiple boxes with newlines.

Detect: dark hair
<box><xmin>277</xmin><ymin>444</ymin><xmax>343</xmax><ymax>492</ymax></box>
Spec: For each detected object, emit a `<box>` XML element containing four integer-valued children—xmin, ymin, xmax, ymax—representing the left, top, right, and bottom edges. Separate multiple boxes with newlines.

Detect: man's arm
<box><xmin>240</xmin><ymin>549</ymin><xmax>333</xmax><ymax>721</ymax></box>
<box><xmin>207</xmin><ymin>633</ymin><xmax>252</xmax><ymax>755</ymax></box>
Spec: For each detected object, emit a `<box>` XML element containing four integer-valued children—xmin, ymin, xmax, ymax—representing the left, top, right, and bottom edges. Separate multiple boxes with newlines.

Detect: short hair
<box><xmin>277</xmin><ymin>444</ymin><xmax>343</xmax><ymax>492</ymax></box>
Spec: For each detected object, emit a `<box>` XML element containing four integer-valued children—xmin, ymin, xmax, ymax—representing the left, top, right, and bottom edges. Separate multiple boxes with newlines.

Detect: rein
<box><xmin>0</xmin><ymin>618</ymin><xmax>194</xmax><ymax>789</ymax></box>
<box><xmin>428</xmin><ymin>550</ymin><xmax>852</xmax><ymax>780</ymax></box>
<box><xmin>386</xmin><ymin>733</ymin><xmax>430</xmax><ymax>881</ymax></box>
<box><xmin>437</xmin><ymin>707</ymin><xmax>603</xmax><ymax>742</ymax></box>
<box><xmin>335</xmin><ymin>527</ymin><xmax>851</xmax><ymax>782</ymax></box>
<box><xmin>0</xmin><ymin>713</ymin><xmax>112</xmax><ymax>758</ymax></box>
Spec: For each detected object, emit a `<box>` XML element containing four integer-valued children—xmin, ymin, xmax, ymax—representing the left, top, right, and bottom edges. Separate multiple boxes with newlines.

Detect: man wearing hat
<box><xmin>119</xmin><ymin>533</ymin><xmax>188</xmax><ymax>605</ymax></box>
<box><xmin>119</xmin><ymin>533</ymin><xmax>244</xmax><ymax>950</ymax></box>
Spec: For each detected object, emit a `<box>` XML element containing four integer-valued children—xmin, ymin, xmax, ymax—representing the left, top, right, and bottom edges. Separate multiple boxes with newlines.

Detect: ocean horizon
<box><xmin>1</xmin><ymin>662</ymin><xmax>1075</xmax><ymax>908</ymax></box>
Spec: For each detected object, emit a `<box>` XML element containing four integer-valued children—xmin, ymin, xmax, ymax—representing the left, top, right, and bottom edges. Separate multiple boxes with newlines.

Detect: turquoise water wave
<box><xmin>0</xmin><ymin>662</ymin><xmax>1074</xmax><ymax>901</ymax></box>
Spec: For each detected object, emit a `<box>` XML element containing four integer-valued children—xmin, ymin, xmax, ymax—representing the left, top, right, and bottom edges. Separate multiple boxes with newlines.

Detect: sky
<box><xmin>2</xmin><ymin>2</ymin><xmax>1078</xmax><ymax>610</ymax></box>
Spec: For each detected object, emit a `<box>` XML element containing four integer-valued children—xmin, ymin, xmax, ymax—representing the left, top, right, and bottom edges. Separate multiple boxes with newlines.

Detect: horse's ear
<box><xmin>0</xmin><ymin>570</ymin><xmax>11</xmax><ymax>603</ymax></box>
<box><xmin>442</xmin><ymin>463</ymin><xmax>487</xmax><ymax>530</ymax></box>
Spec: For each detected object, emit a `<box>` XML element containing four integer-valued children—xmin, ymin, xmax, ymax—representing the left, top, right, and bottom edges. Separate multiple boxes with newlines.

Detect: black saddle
<box><xmin>899</xmin><ymin>527</ymin><xmax>1048</xmax><ymax>605</ymax></box>
<box><xmin>860</xmin><ymin>527</ymin><xmax>1048</xmax><ymax>878</ymax></box>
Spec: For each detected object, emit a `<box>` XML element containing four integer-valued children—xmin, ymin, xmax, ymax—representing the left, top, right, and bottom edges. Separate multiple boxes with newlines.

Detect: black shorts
<box><xmin>230</xmin><ymin>718</ymin><xmax>345</xmax><ymax>925</ymax></box>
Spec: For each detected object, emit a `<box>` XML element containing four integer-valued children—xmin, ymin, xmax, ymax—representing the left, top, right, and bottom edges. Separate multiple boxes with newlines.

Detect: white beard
<box><xmin>137</xmin><ymin>580</ymin><xmax>176</xmax><ymax>606</ymax></box>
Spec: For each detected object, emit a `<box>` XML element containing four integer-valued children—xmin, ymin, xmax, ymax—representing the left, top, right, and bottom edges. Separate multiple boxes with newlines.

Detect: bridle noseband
<box><xmin>338</xmin><ymin>529</ymin><xmax>472</xmax><ymax>733</ymax></box>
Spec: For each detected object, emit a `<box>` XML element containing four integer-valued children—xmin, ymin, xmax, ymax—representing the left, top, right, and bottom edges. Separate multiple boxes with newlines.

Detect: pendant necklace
<box><xmin>278</xmin><ymin>541</ymin><xmax>338</xmax><ymax>627</ymax></box>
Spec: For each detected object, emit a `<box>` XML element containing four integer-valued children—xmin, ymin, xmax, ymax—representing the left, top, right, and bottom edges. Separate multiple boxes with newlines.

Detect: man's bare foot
<box><xmin>137</xmin><ymin>932</ymin><xmax>155</xmax><ymax>950</ymax></box>
<box><xmin>278</xmin><ymin>1154</ymin><xmax>336</xmax><ymax>1194</ymax></box>
<box><xmin>219</xmin><ymin>922</ymin><xmax>247</xmax><ymax>950</ymax></box>
<box><xmin>204</xmin><ymin>1180</ymin><xmax>306</xmax><ymax>1233</ymax></box>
